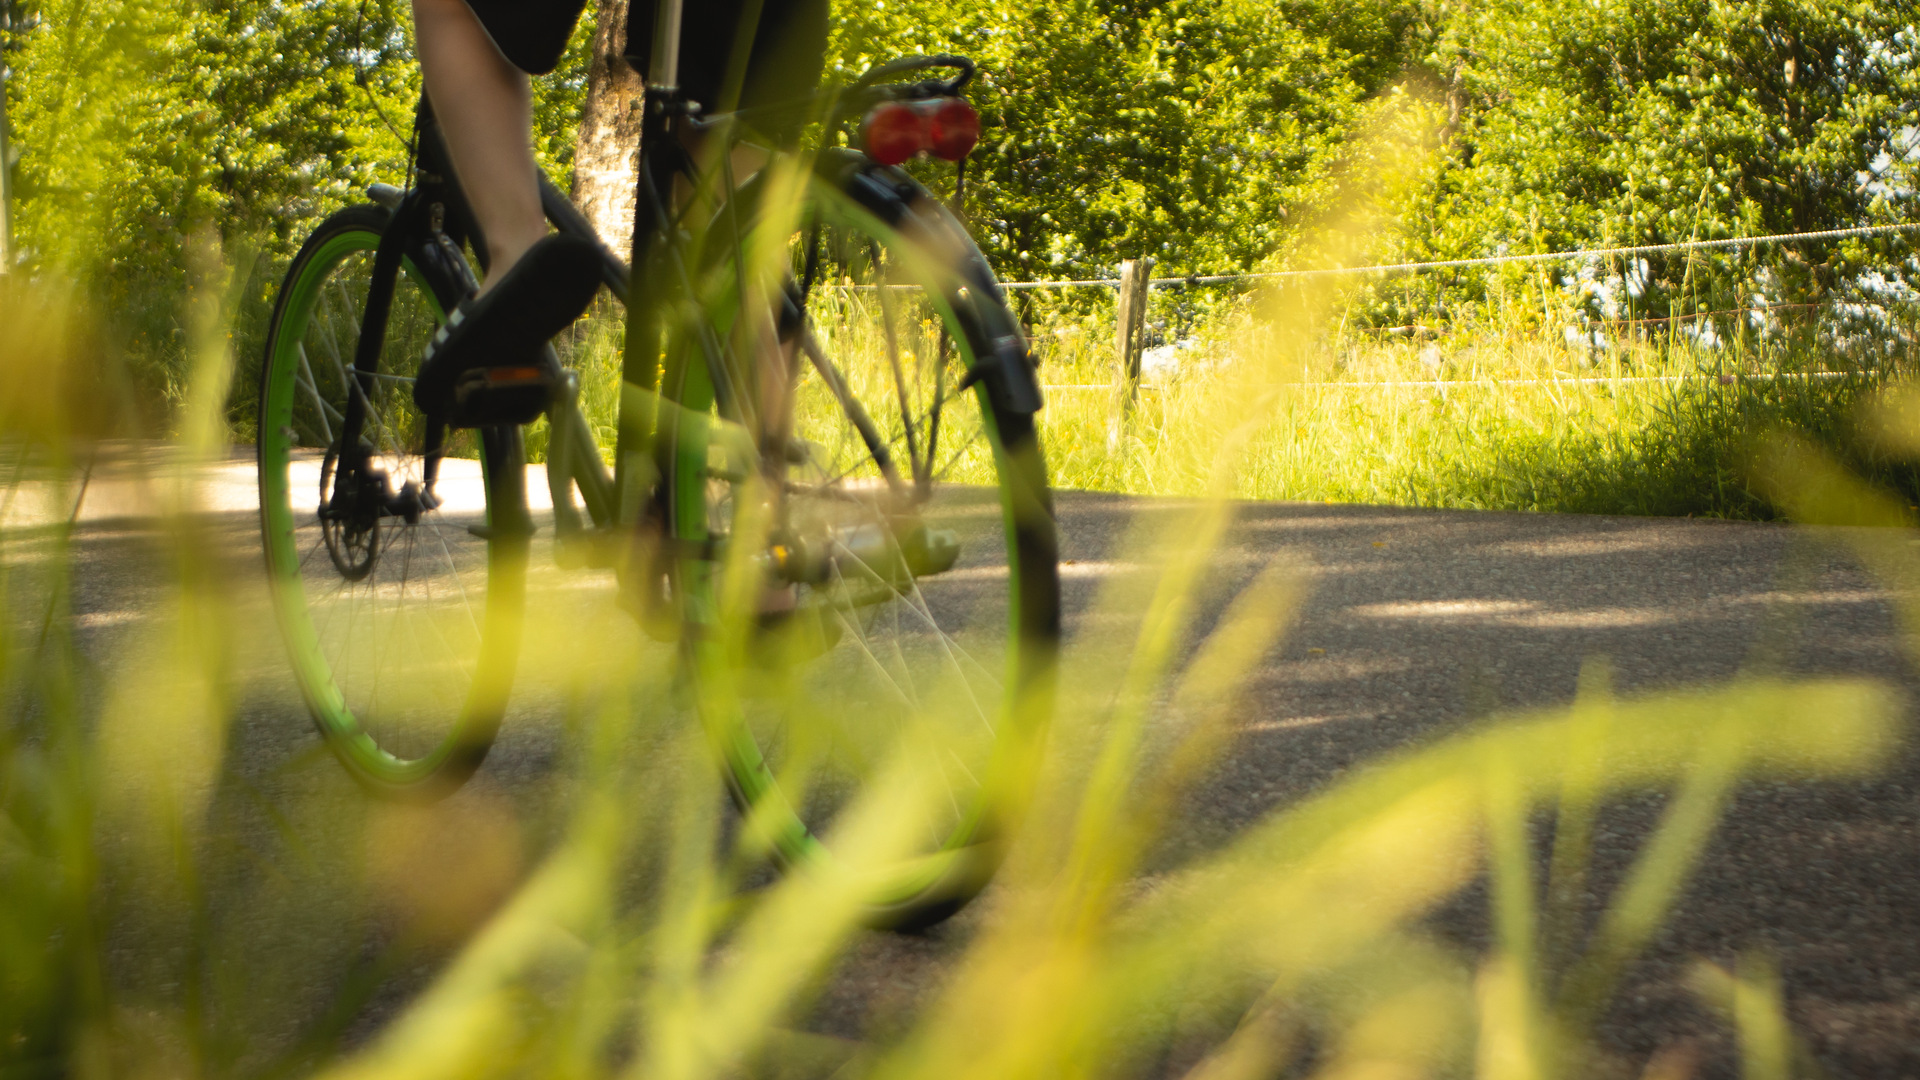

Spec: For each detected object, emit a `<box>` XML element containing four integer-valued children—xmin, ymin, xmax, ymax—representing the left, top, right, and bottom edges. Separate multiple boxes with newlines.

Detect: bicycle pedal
<box><xmin>448</xmin><ymin>364</ymin><xmax>557</xmax><ymax>428</ymax></box>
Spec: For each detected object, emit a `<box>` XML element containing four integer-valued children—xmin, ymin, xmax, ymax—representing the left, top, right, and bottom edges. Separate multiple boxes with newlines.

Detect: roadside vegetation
<box><xmin>6</xmin><ymin>3</ymin><xmax>1920</xmax><ymax>1077</ymax></box>
<box><xmin>1034</xmin><ymin>296</ymin><xmax>1920</xmax><ymax>518</ymax></box>
<box><xmin>5</xmin><ymin>0</ymin><xmax>1917</xmax><ymax>520</ymax></box>
<box><xmin>8</xmin><ymin>249</ymin><xmax>1920</xmax><ymax>1078</ymax></box>
<box><xmin>529</xmin><ymin>285</ymin><xmax>1920</xmax><ymax>520</ymax></box>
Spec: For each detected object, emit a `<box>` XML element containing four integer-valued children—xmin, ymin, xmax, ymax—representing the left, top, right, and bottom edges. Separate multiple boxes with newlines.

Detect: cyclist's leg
<box><xmin>408</xmin><ymin>0</ymin><xmax>602</xmax><ymax>417</ymax></box>
<box><xmin>615</xmin><ymin>0</ymin><xmax>828</xmax><ymax>620</ymax></box>
<box><xmin>411</xmin><ymin>0</ymin><xmax>546</xmax><ymax>292</ymax></box>
<box><xmin>625</xmin><ymin>0</ymin><xmax>828</xmax><ymax>439</ymax></box>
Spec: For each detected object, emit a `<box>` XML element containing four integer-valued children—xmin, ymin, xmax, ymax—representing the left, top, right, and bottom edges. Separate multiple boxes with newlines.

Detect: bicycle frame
<box><xmin>338</xmin><ymin>0</ymin><xmax>992</xmax><ymax>554</ymax></box>
<box><xmin>270</xmin><ymin>0</ymin><xmax>1058</xmax><ymax>912</ymax></box>
<box><xmin>332</xmin><ymin>99</ymin><xmax>623</xmax><ymax>541</ymax></box>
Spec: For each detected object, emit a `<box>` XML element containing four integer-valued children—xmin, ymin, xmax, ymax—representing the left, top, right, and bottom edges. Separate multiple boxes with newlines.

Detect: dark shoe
<box><xmin>448</xmin><ymin>360</ymin><xmax>559</xmax><ymax>428</ymax></box>
<box><xmin>413</xmin><ymin>233</ymin><xmax>604</xmax><ymax>418</ymax></box>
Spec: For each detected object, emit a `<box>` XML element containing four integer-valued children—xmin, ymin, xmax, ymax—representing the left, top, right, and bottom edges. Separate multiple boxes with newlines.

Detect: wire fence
<box><xmin>997</xmin><ymin>221</ymin><xmax>1920</xmax><ymax>291</ymax></box>
<box><xmin>1347</xmin><ymin>299</ymin><xmax>1910</xmax><ymax>339</ymax></box>
<box><xmin>1039</xmin><ymin>370</ymin><xmax>1857</xmax><ymax>392</ymax></box>
<box><xmin>999</xmin><ymin>220</ymin><xmax>1920</xmax><ymax>401</ymax></box>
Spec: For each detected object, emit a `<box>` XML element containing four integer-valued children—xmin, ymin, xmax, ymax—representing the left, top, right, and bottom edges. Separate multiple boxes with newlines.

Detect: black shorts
<box><xmin>626</xmin><ymin>0</ymin><xmax>828</xmax><ymax>121</ymax></box>
<box><xmin>464</xmin><ymin>0</ymin><xmax>828</xmax><ymax>122</ymax></box>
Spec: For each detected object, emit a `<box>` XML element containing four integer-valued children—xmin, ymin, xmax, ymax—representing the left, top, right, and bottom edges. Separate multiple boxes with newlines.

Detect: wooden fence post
<box><xmin>1114</xmin><ymin>257</ymin><xmax>1154</xmax><ymax>400</ymax></box>
<box><xmin>1107</xmin><ymin>257</ymin><xmax>1154</xmax><ymax>453</ymax></box>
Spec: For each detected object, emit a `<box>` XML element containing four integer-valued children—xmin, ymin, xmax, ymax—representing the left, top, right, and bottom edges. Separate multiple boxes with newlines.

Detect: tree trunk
<box><xmin>571</xmin><ymin>0</ymin><xmax>642</xmax><ymax>256</ymax></box>
<box><xmin>1</xmin><ymin>0</ymin><xmax>15</xmax><ymax>272</ymax></box>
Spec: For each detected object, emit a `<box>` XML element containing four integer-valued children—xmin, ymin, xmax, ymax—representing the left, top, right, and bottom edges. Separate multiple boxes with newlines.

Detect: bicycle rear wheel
<box><xmin>257</xmin><ymin>203</ymin><xmax>530</xmax><ymax>799</ymax></box>
<box><xmin>659</xmin><ymin>155</ymin><xmax>1059</xmax><ymax>927</ymax></box>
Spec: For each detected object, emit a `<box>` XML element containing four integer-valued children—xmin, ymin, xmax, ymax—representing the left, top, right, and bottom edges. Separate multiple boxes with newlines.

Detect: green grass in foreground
<box><xmin>10</xmin><ymin>262</ymin><xmax>1920</xmax><ymax>1080</ymax></box>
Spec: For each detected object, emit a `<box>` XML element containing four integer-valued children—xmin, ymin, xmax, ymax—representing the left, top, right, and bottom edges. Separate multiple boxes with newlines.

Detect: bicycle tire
<box><xmin>658</xmin><ymin>154</ymin><xmax>1060</xmax><ymax>928</ymax></box>
<box><xmin>257</xmin><ymin>203</ymin><xmax>531</xmax><ymax>800</ymax></box>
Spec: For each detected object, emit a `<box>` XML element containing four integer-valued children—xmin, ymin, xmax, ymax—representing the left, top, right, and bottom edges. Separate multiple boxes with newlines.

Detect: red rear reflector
<box><xmin>928</xmin><ymin>98</ymin><xmax>980</xmax><ymax>161</ymax></box>
<box><xmin>862</xmin><ymin>101</ymin><xmax>926</xmax><ymax>166</ymax></box>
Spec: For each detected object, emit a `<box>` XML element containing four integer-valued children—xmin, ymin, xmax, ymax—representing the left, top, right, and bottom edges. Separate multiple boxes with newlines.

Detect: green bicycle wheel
<box><xmin>257</xmin><ymin>203</ymin><xmax>530</xmax><ymax>799</ymax></box>
<box><xmin>659</xmin><ymin>155</ymin><xmax>1060</xmax><ymax>928</ymax></box>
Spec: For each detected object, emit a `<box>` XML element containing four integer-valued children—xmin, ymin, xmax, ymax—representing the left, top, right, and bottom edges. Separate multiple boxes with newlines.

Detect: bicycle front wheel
<box><xmin>257</xmin><ymin>203</ymin><xmax>530</xmax><ymax>799</ymax></box>
<box><xmin>660</xmin><ymin>154</ymin><xmax>1060</xmax><ymax>928</ymax></box>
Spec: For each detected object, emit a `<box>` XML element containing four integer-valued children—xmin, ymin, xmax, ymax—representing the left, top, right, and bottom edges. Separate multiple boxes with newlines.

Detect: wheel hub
<box><xmin>317</xmin><ymin>443</ymin><xmax>442</xmax><ymax>581</ymax></box>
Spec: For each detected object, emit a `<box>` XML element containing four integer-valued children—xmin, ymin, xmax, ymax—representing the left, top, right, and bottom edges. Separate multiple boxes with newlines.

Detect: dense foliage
<box><xmin>0</xmin><ymin>0</ymin><xmax>585</xmax><ymax>403</ymax></box>
<box><xmin>4</xmin><ymin>0</ymin><xmax>409</xmax><ymax>389</ymax></box>
<box><xmin>2</xmin><ymin>0</ymin><xmax>1916</xmax><ymax>397</ymax></box>
<box><xmin>1398</xmin><ymin>0</ymin><xmax>1920</xmax><ymax>325</ymax></box>
<box><xmin>831</xmin><ymin>0</ymin><xmax>1428</xmax><ymax>281</ymax></box>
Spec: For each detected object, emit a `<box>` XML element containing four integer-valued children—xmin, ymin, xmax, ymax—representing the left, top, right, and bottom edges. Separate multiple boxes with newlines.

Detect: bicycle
<box><xmin>255</xmin><ymin>8</ymin><xmax>1059</xmax><ymax>928</ymax></box>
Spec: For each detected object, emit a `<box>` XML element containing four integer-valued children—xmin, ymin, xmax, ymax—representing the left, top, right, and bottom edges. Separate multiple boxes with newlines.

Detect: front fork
<box><xmin>325</xmin><ymin>189</ymin><xmax>464</xmax><ymax>538</ymax></box>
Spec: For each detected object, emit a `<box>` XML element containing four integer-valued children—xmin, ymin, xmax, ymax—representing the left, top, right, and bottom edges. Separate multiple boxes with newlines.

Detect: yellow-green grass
<box><xmin>1031</xmin><ymin>305</ymin><xmax>1918</xmax><ymax>518</ymax></box>
<box><xmin>8</xmin><ymin>268</ymin><xmax>1920</xmax><ymax>1080</ymax></box>
<box><xmin>539</xmin><ymin>297</ymin><xmax>1918</xmax><ymax>521</ymax></box>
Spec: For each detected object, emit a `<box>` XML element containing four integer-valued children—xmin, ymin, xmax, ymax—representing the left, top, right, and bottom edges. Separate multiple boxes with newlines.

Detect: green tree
<box><xmin>831</xmin><ymin>0</ymin><xmax>1428</xmax><ymax>283</ymax></box>
<box><xmin>1405</xmin><ymin>0</ymin><xmax>1920</xmax><ymax>326</ymax></box>
<box><xmin>4</xmin><ymin>0</ymin><xmax>586</xmax><ymax>408</ymax></box>
<box><xmin>9</xmin><ymin>0</ymin><xmax>1919</xmax><ymax>407</ymax></box>
<box><xmin>6</xmin><ymin>0</ymin><xmax>423</xmax><ymax>401</ymax></box>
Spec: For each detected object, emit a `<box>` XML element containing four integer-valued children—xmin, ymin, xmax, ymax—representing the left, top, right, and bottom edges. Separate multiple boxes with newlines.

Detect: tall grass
<box><xmin>1031</xmin><ymin>295</ymin><xmax>1920</xmax><ymax>518</ymax></box>
<box><xmin>536</xmin><ymin>291</ymin><xmax>1919</xmax><ymax>521</ymax></box>
<box><xmin>9</xmin><ymin>209</ymin><xmax>1920</xmax><ymax>1079</ymax></box>
<box><xmin>11</xmin><ymin>89</ymin><xmax>1920</xmax><ymax>1080</ymax></box>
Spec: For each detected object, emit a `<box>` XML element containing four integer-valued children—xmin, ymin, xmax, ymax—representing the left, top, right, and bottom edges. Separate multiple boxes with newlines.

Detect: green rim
<box><xmin>669</xmin><ymin>172</ymin><xmax>1047</xmax><ymax>909</ymax></box>
<box><xmin>258</xmin><ymin>217</ymin><xmax>522</xmax><ymax>792</ymax></box>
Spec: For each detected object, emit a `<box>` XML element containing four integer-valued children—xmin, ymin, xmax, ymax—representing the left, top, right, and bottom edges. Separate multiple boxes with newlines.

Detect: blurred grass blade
<box><xmin>1689</xmin><ymin>954</ymin><xmax>1797</xmax><ymax>1080</ymax></box>
<box><xmin>1121</xmin><ymin>677</ymin><xmax>1894</xmax><ymax>1042</ymax></box>
<box><xmin>318</xmin><ymin>804</ymin><xmax>618</xmax><ymax>1080</ymax></box>
<box><xmin>1483</xmin><ymin>745</ymin><xmax>1536</xmax><ymax>979</ymax></box>
<box><xmin>1142</xmin><ymin>558</ymin><xmax>1305</xmax><ymax>824</ymax></box>
<box><xmin>1476</xmin><ymin>957</ymin><xmax>1543</xmax><ymax>1080</ymax></box>
<box><xmin>1732</xmin><ymin>954</ymin><xmax>1792</xmax><ymax>1080</ymax></box>
<box><xmin>1541</xmin><ymin>659</ymin><xmax>1614</xmax><ymax>983</ymax></box>
<box><xmin>1556</xmin><ymin>713</ymin><xmax>1746</xmax><ymax>1029</ymax></box>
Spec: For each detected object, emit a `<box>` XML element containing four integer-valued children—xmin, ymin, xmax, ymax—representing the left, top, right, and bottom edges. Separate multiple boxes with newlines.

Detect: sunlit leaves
<box><xmin>1408</xmin><ymin>0</ymin><xmax>1920</xmax><ymax>320</ymax></box>
<box><xmin>829</xmin><ymin>0</ymin><xmax>1425</xmax><ymax>282</ymax></box>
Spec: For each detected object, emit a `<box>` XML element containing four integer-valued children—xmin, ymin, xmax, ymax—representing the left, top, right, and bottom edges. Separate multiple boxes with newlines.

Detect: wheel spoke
<box><xmin>868</xmin><ymin>242</ymin><xmax>922</xmax><ymax>474</ymax></box>
<box><xmin>828</xmin><ymin>530</ymin><xmax>997</xmax><ymax>730</ymax></box>
<box><xmin>660</xmin><ymin>176</ymin><xmax>1055</xmax><ymax>913</ymax></box>
<box><xmin>424</xmin><ymin>516</ymin><xmax>484</xmax><ymax>640</ymax></box>
<box><xmin>794</xmin><ymin>345</ymin><xmax>975</xmax><ymax>498</ymax></box>
<box><xmin>314</xmin><ymin>284</ymin><xmax>356</xmax><ymax>391</ymax></box>
<box><xmin>295</xmin><ymin>346</ymin><xmax>339</xmax><ymax>446</ymax></box>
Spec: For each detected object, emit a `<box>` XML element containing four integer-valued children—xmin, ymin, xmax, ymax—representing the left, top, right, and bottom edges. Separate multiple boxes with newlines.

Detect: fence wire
<box><xmin>997</xmin><ymin>221</ymin><xmax>1920</xmax><ymax>291</ymax></box>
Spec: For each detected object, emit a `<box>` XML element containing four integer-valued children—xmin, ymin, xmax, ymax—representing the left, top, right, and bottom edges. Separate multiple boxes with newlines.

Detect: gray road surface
<box><xmin>20</xmin><ymin>452</ymin><xmax>1920</xmax><ymax>1077</ymax></box>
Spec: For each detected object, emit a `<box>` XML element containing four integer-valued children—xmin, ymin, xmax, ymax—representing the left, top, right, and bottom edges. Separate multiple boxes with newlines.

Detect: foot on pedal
<box><xmin>413</xmin><ymin>233</ymin><xmax>603</xmax><ymax>423</ymax></box>
<box><xmin>449</xmin><ymin>361</ymin><xmax>559</xmax><ymax>427</ymax></box>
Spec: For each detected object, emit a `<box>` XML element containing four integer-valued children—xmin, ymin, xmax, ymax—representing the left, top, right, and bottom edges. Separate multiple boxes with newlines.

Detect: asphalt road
<box><xmin>17</xmin><ymin>449</ymin><xmax>1920</xmax><ymax>1077</ymax></box>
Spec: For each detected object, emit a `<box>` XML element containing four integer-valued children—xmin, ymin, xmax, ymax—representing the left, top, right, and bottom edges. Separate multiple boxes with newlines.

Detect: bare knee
<box><xmin>411</xmin><ymin>0</ymin><xmax>470</xmax><ymax>27</ymax></box>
